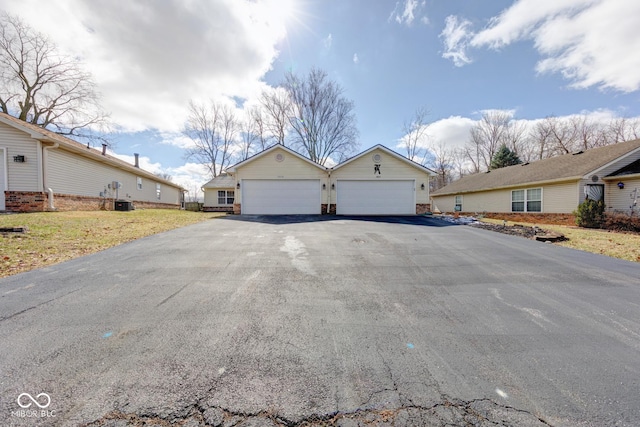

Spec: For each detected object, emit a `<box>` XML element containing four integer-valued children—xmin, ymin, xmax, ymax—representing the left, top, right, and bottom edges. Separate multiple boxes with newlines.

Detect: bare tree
<box><xmin>282</xmin><ymin>67</ymin><xmax>359</xmax><ymax>165</ymax></box>
<box><xmin>238</xmin><ymin>110</ymin><xmax>258</xmax><ymax>161</ymax></box>
<box><xmin>248</xmin><ymin>105</ymin><xmax>272</xmax><ymax>151</ymax></box>
<box><xmin>464</xmin><ymin>111</ymin><xmax>513</xmax><ymax>172</ymax></box>
<box><xmin>183</xmin><ymin>100</ymin><xmax>237</xmax><ymax>178</ymax></box>
<box><xmin>402</xmin><ymin>107</ymin><xmax>431</xmax><ymax>164</ymax></box>
<box><xmin>156</xmin><ymin>172</ymin><xmax>173</xmax><ymax>182</ymax></box>
<box><xmin>428</xmin><ymin>141</ymin><xmax>455</xmax><ymax>190</ymax></box>
<box><xmin>607</xmin><ymin>117</ymin><xmax>640</xmax><ymax>144</ymax></box>
<box><xmin>259</xmin><ymin>88</ymin><xmax>291</xmax><ymax>146</ymax></box>
<box><xmin>0</xmin><ymin>13</ymin><xmax>109</xmax><ymax>142</ymax></box>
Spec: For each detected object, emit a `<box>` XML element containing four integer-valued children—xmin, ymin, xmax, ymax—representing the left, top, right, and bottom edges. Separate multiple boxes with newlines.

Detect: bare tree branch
<box><xmin>183</xmin><ymin>100</ymin><xmax>237</xmax><ymax>178</ymax></box>
<box><xmin>282</xmin><ymin>67</ymin><xmax>359</xmax><ymax>165</ymax></box>
<box><xmin>0</xmin><ymin>13</ymin><xmax>110</xmax><ymax>144</ymax></box>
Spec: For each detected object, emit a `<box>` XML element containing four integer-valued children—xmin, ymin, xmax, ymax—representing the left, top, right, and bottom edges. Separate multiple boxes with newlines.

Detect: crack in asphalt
<box><xmin>82</xmin><ymin>399</ymin><xmax>553</xmax><ymax>427</ymax></box>
<box><xmin>0</xmin><ymin>287</ymin><xmax>82</xmax><ymax>322</ymax></box>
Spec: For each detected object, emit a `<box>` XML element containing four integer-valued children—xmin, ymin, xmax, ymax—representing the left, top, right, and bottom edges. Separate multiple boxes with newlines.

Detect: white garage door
<box><xmin>337</xmin><ymin>180</ymin><xmax>415</xmax><ymax>215</ymax></box>
<box><xmin>242</xmin><ymin>179</ymin><xmax>321</xmax><ymax>215</ymax></box>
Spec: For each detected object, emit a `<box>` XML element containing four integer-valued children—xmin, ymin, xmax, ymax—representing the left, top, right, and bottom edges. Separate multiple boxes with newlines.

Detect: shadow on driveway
<box><xmin>220</xmin><ymin>214</ymin><xmax>457</xmax><ymax>227</ymax></box>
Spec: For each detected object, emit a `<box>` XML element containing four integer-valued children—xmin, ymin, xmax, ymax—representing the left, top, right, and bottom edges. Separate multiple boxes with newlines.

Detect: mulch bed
<box><xmin>470</xmin><ymin>222</ymin><xmax>568</xmax><ymax>242</ymax></box>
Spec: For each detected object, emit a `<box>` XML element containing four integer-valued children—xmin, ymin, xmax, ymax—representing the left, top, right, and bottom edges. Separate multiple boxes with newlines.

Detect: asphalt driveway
<box><xmin>1</xmin><ymin>215</ymin><xmax>639</xmax><ymax>426</ymax></box>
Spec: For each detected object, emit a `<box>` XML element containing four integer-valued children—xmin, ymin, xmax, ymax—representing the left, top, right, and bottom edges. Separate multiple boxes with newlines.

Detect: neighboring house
<box><xmin>430</xmin><ymin>139</ymin><xmax>640</xmax><ymax>217</ymax></box>
<box><xmin>202</xmin><ymin>144</ymin><xmax>435</xmax><ymax>215</ymax></box>
<box><xmin>201</xmin><ymin>174</ymin><xmax>236</xmax><ymax>212</ymax></box>
<box><xmin>0</xmin><ymin>112</ymin><xmax>184</xmax><ymax>212</ymax></box>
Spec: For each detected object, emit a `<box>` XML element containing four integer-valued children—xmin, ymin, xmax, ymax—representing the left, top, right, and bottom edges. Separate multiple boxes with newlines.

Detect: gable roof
<box><xmin>432</xmin><ymin>139</ymin><xmax>640</xmax><ymax>196</ymax></box>
<box><xmin>606</xmin><ymin>158</ymin><xmax>640</xmax><ymax>177</ymax></box>
<box><xmin>0</xmin><ymin>112</ymin><xmax>182</xmax><ymax>189</ymax></box>
<box><xmin>202</xmin><ymin>173</ymin><xmax>235</xmax><ymax>189</ymax></box>
<box><xmin>331</xmin><ymin>144</ymin><xmax>436</xmax><ymax>175</ymax></box>
<box><xmin>227</xmin><ymin>144</ymin><xmax>326</xmax><ymax>172</ymax></box>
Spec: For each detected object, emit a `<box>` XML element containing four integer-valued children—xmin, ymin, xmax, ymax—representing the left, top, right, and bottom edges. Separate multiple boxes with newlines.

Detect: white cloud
<box><xmin>110</xmin><ymin>152</ymin><xmax>163</xmax><ymax>174</ymax></box>
<box><xmin>3</xmin><ymin>0</ymin><xmax>290</xmax><ymax>132</ymax></box>
<box><xmin>439</xmin><ymin>16</ymin><xmax>474</xmax><ymax>67</ymax></box>
<box><xmin>440</xmin><ymin>0</ymin><xmax>640</xmax><ymax>92</ymax></box>
<box><xmin>353</xmin><ymin>53</ymin><xmax>359</xmax><ymax>64</ymax></box>
<box><xmin>389</xmin><ymin>0</ymin><xmax>428</xmax><ymax>26</ymax></box>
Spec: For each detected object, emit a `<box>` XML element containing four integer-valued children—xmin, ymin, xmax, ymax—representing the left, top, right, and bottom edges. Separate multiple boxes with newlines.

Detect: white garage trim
<box><xmin>336</xmin><ymin>180</ymin><xmax>415</xmax><ymax>215</ymax></box>
<box><xmin>241</xmin><ymin>179</ymin><xmax>321</xmax><ymax>215</ymax></box>
<box><xmin>0</xmin><ymin>147</ymin><xmax>6</xmax><ymax>210</ymax></box>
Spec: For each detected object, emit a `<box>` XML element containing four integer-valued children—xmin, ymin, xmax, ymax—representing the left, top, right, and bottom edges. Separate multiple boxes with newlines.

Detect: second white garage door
<box><xmin>242</xmin><ymin>179</ymin><xmax>321</xmax><ymax>215</ymax></box>
<box><xmin>336</xmin><ymin>180</ymin><xmax>415</xmax><ymax>215</ymax></box>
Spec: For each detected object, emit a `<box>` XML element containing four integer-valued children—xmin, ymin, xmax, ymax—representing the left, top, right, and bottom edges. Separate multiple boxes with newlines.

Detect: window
<box><xmin>454</xmin><ymin>195</ymin><xmax>462</xmax><ymax>212</ymax></box>
<box><xmin>511</xmin><ymin>188</ymin><xmax>541</xmax><ymax>212</ymax></box>
<box><xmin>511</xmin><ymin>190</ymin><xmax>524</xmax><ymax>212</ymax></box>
<box><xmin>217</xmin><ymin>190</ymin><xmax>235</xmax><ymax>205</ymax></box>
<box><xmin>526</xmin><ymin>188</ymin><xmax>542</xmax><ymax>212</ymax></box>
<box><xmin>137</xmin><ymin>177</ymin><xmax>142</xmax><ymax>190</ymax></box>
<box><xmin>156</xmin><ymin>183</ymin><xmax>161</xmax><ymax>200</ymax></box>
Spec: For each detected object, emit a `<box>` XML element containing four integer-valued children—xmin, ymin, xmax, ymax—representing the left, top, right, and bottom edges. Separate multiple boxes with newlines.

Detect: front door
<box><xmin>586</xmin><ymin>184</ymin><xmax>604</xmax><ymax>202</ymax></box>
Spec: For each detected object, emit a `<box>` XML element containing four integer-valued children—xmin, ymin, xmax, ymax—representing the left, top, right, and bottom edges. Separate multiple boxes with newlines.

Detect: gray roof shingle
<box><xmin>432</xmin><ymin>139</ymin><xmax>640</xmax><ymax>196</ymax></box>
<box><xmin>202</xmin><ymin>174</ymin><xmax>235</xmax><ymax>189</ymax></box>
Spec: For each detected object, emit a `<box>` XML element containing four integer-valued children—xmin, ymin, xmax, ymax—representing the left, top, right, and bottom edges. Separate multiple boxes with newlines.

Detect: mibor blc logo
<box><xmin>12</xmin><ymin>392</ymin><xmax>56</xmax><ymax>419</ymax></box>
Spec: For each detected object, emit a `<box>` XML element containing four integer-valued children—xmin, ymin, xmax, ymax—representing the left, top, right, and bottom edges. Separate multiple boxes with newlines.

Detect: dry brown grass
<box><xmin>0</xmin><ymin>210</ymin><xmax>223</xmax><ymax>278</ymax></box>
<box><xmin>482</xmin><ymin>218</ymin><xmax>640</xmax><ymax>262</ymax></box>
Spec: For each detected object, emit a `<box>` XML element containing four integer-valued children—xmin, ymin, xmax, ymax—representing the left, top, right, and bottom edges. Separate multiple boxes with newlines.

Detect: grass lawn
<box><xmin>482</xmin><ymin>218</ymin><xmax>640</xmax><ymax>263</ymax></box>
<box><xmin>0</xmin><ymin>210</ymin><xmax>223</xmax><ymax>278</ymax></box>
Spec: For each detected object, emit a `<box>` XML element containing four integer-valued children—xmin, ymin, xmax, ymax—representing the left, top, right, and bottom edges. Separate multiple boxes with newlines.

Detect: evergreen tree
<box><xmin>490</xmin><ymin>144</ymin><xmax>522</xmax><ymax>169</ymax></box>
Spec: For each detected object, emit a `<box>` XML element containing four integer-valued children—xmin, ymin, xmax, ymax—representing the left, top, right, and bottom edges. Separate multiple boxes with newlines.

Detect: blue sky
<box><xmin>3</xmin><ymin>0</ymin><xmax>640</xmax><ymax>196</ymax></box>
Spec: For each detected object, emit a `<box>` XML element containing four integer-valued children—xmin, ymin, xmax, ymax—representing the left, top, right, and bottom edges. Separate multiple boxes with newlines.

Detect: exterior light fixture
<box><xmin>322</xmin><ymin>183</ymin><xmax>326</xmax><ymax>190</ymax></box>
<box><xmin>331</xmin><ymin>183</ymin><xmax>335</xmax><ymax>190</ymax></box>
<box><xmin>236</xmin><ymin>182</ymin><xmax>241</xmax><ymax>189</ymax></box>
<box><xmin>421</xmin><ymin>183</ymin><xmax>425</xmax><ymax>190</ymax></box>
<box><xmin>617</xmin><ymin>182</ymin><xmax>625</xmax><ymax>189</ymax></box>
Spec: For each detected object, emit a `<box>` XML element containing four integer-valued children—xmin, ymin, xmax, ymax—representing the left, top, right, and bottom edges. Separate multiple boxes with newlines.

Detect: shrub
<box><xmin>603</xmin><ymin>212</ymin><xmax>640</xmax><ymax>234</ymax></box>
<box><xmin>573</xmin><ymin>199</ymin><xmax>605</xmax><ymax>228</ymax></box>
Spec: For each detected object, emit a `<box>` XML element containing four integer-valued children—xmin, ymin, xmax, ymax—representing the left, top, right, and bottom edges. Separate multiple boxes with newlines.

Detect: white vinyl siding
<box><xmin>606</xmin><ymin>176</ymin><xmax>640</xmax><ymax>214</ymax></box>
<box><xmin>0</xmin><ymin>122</ymin><xmax>41</xmax><ymax>191</ymax></box>
<box><xmin>336</xmin><ymin>180</ymin><xmax>415</xmax><ymax>215</ymax></box>
<box><xmin>47</xmin><ymin>148</ymin><xmax>180</xmax><ymax>204</ymax></box>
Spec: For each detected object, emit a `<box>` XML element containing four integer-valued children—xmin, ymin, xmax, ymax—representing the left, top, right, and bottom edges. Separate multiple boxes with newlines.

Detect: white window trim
<box><xmin>511</xmin><ymin>188</ymin><xmax>543</xmax><ymax>212</ymax></box>
<box><xmin>137</xmin><ymin>177</ymin><xmax>143</xmax><ymax>190</ymax></box>
<box><xmin>156</xmin><ymin>183</ymin><xmax>161</xmax><ymax>200</ymax></box>
<box><xmin>217</xmin><ymin>190</ymin><xmax>235</xmax><ymax>205</ymax></box>
<box><xmin>454</xmin><ymin>195</ymin><xmax>462</xmax><ymax>212</ymax></box>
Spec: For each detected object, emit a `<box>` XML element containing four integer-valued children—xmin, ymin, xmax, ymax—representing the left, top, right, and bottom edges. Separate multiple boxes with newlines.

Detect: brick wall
<box><xmin>416</xmin><ymin>203</ymin><xmax>431</xmax><ymax>214</ymax></box>
<box><xmin>202</xmin><ymin>206</ymin><xmax>234</xmax><ymax>213</ymax></box>
<box><xmin>3</xmin><ymin>191</ymin><xmax>180</xmax><ymax>212</ymax></box>
<box><xmin>4</xmin><ymin>191</ymin><xmax>47</xmax><ymax>212</ymax></box>
<box><xmin>233</xmin><ymin>203</ymin><xmax>241</xmax><ymax>214</ymax></box>
<box><xmin>321</xmin><ymin>204</ymin><xmax>337</xmax><ymax>215</ymax></box>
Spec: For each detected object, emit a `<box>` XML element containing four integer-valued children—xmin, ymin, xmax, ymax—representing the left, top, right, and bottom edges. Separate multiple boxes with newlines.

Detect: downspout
<box><xmin>327</xmin><ymin>170</ymin><xmax>331</xmax><ymax>214</ymax></box>
<box><xmin>42</xmin><ymin>142</ymin><xmax>59</xmax><ymax>210</ymax></box>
